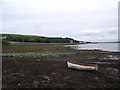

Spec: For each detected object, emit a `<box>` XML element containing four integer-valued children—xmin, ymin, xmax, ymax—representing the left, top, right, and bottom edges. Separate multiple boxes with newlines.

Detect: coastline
<box><xmin>65</xmin><ymin>43</ymin><xmax>119</xmax><ymax>52</ymax></box>
<box><xmin>2</xmin><ymin>43</ymin><xmax>120</xmax><ymax>88</ymax></box>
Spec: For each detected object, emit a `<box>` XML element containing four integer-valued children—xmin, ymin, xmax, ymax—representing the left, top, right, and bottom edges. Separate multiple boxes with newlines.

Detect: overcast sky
<box><xmin>1</xmin><ymin>0</ymin><xmax>119</xmax><ymax>42</ymax></box>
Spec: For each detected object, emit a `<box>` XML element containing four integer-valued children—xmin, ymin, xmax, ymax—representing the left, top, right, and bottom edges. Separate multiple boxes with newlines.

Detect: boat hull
<box><xmin>67</xmin><ymin>61</ymin><xmax>98</xmax><ymax>71</ymax></box>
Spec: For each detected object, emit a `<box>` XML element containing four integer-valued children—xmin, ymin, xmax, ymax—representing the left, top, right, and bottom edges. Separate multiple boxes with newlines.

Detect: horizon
<box><xmin>1</xmin><ymin>0</ymin><xmax>119</xmax><ymax>42</ymax></box>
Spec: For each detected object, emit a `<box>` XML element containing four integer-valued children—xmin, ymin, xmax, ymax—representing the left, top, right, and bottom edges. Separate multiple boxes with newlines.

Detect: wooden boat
<box><xmin>67</xmin><ymin>61</ymin><xmax>98</xmax><ymax>71</ymax></box>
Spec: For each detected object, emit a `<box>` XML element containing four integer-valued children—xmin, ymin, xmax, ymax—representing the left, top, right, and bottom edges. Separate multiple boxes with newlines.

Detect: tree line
<box><xmin>2</xmin><ymin>34</ymin><xmax>79</xmax><ymax>43</ymax></box>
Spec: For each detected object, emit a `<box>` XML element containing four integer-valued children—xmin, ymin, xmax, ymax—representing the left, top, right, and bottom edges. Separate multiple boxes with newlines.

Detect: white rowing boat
<box><xmin>67</xmin><ymin>61</ymin><xmax>98</xmax><ymax>71</ymax></box>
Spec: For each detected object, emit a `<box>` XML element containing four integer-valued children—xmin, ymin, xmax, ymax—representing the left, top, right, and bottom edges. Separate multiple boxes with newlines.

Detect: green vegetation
<box><xmin>2</xmin><ymin>51</ymin><xmax>73</xmax><ymax>58</ymax></box>
<box><xmin>2</xmin><ymin>40</ymin><xmax>10</xmax><ymax>46</ymax></box>
<box><xmin>0</xmin><ymin>40</ymin><xmax>2</xmax><ymax>45</ymax></box>
<box><xmin>2</xmin><ymin>34</ymin><xmax>79</xmax><ymax>43</ymax></box>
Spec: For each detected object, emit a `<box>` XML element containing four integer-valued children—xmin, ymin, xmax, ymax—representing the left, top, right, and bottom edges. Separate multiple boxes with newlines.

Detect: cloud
<box><xmin>70</xmin><ymin>27</ymin><xmax>118</xmax><ymax>41</ymax></box>
<box><xmin>1</xmin><ymin>0</ymin><xmax>119</xmax><ymax>41</ymax></box>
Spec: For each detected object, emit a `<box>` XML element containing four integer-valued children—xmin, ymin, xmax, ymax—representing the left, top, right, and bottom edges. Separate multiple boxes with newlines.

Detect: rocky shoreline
<box><xmin>2</xmin><ymin>44</ymin><xmax>120</xmax><ymax>89</ymax></box>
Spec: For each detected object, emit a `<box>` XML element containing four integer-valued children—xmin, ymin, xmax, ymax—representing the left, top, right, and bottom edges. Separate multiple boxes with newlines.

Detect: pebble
<box><xmin>35</xmin><ymin>59</ymin><xmax>41</xmax><ymax>62</ymax></box>
<box><xmin>94</xmin><ymin>77</ymin><xmax>98</xmax><ymax>80</ymax></box>
<box><xmin>18</xmin><ymin>83</ymin><xmax>20</xmax><ymax>86</ymax></box>
<box><xmin>33</xmin><ymin>80</ymin><xmax>39</xmax><ymax>88</ymax></box>
<box><xmin>39</xmin><ymin>75</ymin><xmax>50</xmax><ymax>81</ymax></box>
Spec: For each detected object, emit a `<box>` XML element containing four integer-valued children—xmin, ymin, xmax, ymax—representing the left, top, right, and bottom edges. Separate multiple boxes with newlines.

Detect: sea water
<box><xmin>66</xmin><ymin>43</ymin><xmax>119</xmax><ymax>52</ymax></box>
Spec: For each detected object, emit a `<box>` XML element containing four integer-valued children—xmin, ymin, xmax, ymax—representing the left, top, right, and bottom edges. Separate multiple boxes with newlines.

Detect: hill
<box><xmin>1</xmin><ymin>34</ymin><xmax>79</xmax><ymax>44</ymax></box>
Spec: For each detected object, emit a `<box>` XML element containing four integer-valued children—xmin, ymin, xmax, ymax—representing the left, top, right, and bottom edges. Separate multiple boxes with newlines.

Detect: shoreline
<box><xmin>2</xmin><ymin>43</ymin><xmax>120</xmax><ymax>88</ymax></box>
<box><xmin>65</xmin><ymin>43</ymin><xmax>119</xmax><ymax>53</ymax></box>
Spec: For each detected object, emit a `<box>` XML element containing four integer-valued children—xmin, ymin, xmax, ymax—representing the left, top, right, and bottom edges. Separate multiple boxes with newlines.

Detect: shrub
<box><xmin>2</xmin><ymin>40</ymin><xmax>10</xmax><ymax>46</ymax></box>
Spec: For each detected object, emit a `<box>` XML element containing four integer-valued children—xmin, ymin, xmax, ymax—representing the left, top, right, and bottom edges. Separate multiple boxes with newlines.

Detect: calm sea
<box><xmin>66</xmin><ymin>43</ymin><xmax>119</xmax><ymax>52</ymax></box>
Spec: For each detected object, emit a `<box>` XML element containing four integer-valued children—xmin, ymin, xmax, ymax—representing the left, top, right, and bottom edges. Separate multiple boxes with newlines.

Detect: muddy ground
<box><xmin>2</xmin><ymin>43</ymin><xmax>120</xmax><ymax>89</ymax></box>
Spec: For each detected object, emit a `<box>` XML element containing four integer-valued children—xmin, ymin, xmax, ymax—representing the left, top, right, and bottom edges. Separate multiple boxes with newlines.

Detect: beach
<box><xmin>2</xmin><ymin>43</ymin><xmax>120</xmax><ymax>88</ymax></box>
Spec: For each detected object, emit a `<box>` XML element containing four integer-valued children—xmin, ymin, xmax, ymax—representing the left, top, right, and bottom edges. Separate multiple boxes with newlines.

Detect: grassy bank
<box><xmin>2</xmin><ymin>51</ymin><xmax>73</xmax><ymax>58</ymax></box>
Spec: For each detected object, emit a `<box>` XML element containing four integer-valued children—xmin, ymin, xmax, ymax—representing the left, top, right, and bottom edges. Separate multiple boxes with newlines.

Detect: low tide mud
<box><xmin>2</xmin><ymin>44</ymin><xmax>120</xmax><ymax>89</ymax></box>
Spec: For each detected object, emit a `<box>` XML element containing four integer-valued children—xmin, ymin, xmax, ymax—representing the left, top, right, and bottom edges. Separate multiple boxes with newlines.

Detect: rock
<box><xmin>51</xmin><ymin>72</ymin><xmax>56</xmax><ymax>75</ymax></box>
<box><xmin>33</xmin><ymin>80</ymin><xmax>39</xmax><ymax>88</ymax></box>
<box><xmin>64</xmin><ymin>76</ymin><xmax>70</xmax><ymax>79</ymax></box>
<box><xmin>39</xmin><ymin>75</ymin><xmax>50</xmax><ymax>81</ymax></box>
<box><xmin>11</xmin><ymin>73</ymin><xmax>20</xmax><ymax>76</ymax></box>
<box><xmin>35</xmin><ymin>59</ymin><xmax>41</xmax><ymax>62</ymax></box>
<box><xmin>94</xmin><ymin>77</ymin><xmax>98</xmax><ymax>80</ymax></box>
<box><xmin>20</xmin><ymin>56</ymin><xmax>22</xmax><ymax>57</ymax></box>
<box><xmin>106</xmin><ymin>67</ymin><xmax>118</xmax><ymax>76</ymax></box>
<box><xmin>18</xmin><ymin>83</ymin><xmax>20</xmax><ymax>86</ymax></box>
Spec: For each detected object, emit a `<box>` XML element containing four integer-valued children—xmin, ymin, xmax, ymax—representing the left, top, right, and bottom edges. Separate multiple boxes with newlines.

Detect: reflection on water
<box><xmin>66</xmin><ymin>43</ymin><xmax>119</xmax><ymax>52</ymax></box>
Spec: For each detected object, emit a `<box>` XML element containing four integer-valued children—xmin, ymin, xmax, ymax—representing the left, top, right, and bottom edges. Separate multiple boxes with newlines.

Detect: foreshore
<box><xmin>2</xmin><ymin>43</ymin><xmax>120</xmax><ymax>88</ymax></box>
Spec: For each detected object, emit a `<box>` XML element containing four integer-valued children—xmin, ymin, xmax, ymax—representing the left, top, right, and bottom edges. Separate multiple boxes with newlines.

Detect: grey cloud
<box><xmin>2</xmin><ymin>0</ymin><xmax>119</xmax><ymax>42</ymax></box>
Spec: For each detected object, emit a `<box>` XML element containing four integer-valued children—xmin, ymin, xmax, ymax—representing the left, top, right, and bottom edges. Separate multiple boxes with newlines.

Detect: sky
<box><xmin>1</xmin><ymin>0</ymin><xmax>119</xmax><ymax>42</ymax></box>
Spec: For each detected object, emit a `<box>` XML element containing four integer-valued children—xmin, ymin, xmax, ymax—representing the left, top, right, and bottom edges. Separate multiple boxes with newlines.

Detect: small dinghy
<box><xmin>67</xmin><ymin>61</ymin><xmax>98</xmax><ymax>71</ymax></box>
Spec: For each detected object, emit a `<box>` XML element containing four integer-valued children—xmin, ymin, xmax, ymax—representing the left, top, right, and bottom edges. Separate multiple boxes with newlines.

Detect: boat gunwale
<box><xmin>68</xmin><ymin>61</ymin><xmax>98</xmax><ymax>67</ymax></box>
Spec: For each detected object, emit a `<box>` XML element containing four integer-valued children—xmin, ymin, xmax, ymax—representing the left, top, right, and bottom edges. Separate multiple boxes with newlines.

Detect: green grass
<box><xmin>2</xmin><ymin>51</ymin><xmax>73</xmax><ymax>58</ymax></box>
